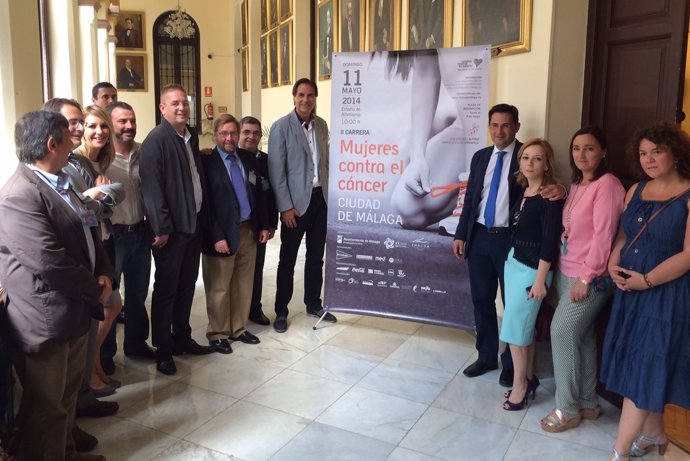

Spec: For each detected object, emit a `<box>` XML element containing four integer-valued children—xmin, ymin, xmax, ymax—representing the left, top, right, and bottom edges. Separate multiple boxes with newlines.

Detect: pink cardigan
<box><xmin>559</xmin><ymin>173</ymin><xmax>625</xmax><ymax>282</ymax></box>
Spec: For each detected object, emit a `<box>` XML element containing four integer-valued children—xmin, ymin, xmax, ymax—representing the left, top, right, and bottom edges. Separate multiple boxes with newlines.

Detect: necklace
<box><xmin>561</xmin><ymin>181</ymin><xmax>591</xmax><ymax>255</ymax></box>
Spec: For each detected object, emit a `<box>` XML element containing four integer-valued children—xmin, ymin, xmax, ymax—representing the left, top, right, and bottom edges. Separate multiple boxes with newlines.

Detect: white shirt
<box><xmin>302</xmin><ymin>119</ymin><xmax>321</xmax><ymax>188</ymax></box>
<box><xmin>477</xmin><ymin>139</ymin><xmax>517</xmax><ymax>228</ymax></box>
<box><xmin>179</xmin><ymin>128</ymin><xmax>203</xmax><ymax>213</ymax></box>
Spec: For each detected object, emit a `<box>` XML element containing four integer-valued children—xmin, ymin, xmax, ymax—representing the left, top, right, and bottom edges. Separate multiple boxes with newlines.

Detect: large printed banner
<box><xmin>324</xmin><ymin>46</ymin><xmax>490</xmax><ymax>329</ymax></box>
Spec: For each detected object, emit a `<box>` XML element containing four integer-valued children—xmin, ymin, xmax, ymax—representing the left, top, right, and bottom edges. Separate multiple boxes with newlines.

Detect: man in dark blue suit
<box><xmin>453</xmin><ymin>104</ymin><xmax>522</xmax><ymax>387</ymax></box>
<box><xmin>201</xmin><ymin>114</ymin><xmax>271</xmax><ymax>354</ymax></box>
<box><xmin>454</xmin><ymin>104</ymin><xmax>563</xmax><ymax>387</ymax></box>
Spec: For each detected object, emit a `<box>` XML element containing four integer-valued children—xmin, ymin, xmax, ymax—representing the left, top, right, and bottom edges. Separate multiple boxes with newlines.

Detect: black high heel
<box><xmin>502</xmin><ymin>389</ymin><xmax>529</xmax><ymax>411</ymax></box>
<box><xmin>504</xmin><ymin>374</ymin><xmax>540</xmax><ymax>399</ymax></box>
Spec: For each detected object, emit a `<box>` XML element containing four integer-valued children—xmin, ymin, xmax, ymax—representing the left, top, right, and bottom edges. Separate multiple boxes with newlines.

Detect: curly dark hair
<box><xmin>627</xmin><ymin>121</ymin><xmax>690</xmax><ymax>180</ymax></box>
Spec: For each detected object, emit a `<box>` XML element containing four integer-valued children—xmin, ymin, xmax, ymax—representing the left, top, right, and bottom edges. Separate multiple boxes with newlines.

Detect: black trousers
<box><xmin>150</xmin><ymin>229</ymin><xmax>201</xmax><ymax>355</ymax></box>
<box><xmin>250</xmin><ymin>241</ymin><xmax>267</xmax><ymax>316</ymax></box>
<box><xmin>466</xmin><ymin>225</ymin><xmax>514</xmax><ymax>370</ymax></box>
<box><xmin>274</xmin><ymin>191</ymin><xmax>327</xmax><ymax>317</ymax></box>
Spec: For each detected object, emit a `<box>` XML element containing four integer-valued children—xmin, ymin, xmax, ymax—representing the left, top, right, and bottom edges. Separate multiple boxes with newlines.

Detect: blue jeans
<box><xmin>102</xmin><ymin>227</ymin><xmax>152</xmax><ymax>358</ymax></box>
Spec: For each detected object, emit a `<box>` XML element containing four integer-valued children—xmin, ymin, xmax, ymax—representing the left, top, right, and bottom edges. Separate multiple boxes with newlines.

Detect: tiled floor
<box><xmin>83</xmin><ymin>237</ymin><xmax>690</xmax><ymax>460</ymax></box>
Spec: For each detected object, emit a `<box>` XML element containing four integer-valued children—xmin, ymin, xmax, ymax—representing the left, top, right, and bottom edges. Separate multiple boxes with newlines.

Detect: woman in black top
<box><xmin>499</xmin><ymin>138</ymin><xmax>564</xmax><ymax>410</ymax></box>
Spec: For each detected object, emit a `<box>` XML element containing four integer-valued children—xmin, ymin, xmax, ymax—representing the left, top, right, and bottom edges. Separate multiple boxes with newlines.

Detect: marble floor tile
<box><xmin>86</xmin><ymin>418</ymin><xmax>183</xmax><ymax>461</ymax></box>
<box><xmin>388</xmin><ymin>331</ymin><xmax>475</xmax><ymax>374</ymax></box>
<box><xmin>289</xmin><ymin>344</ymin><xmax>381</xmax><ymax>384</ymax></box>
<box><xmin>400</xmin><ymin>406</ymin><xmax>514</xmax><ymax>461</ymax></box>
<box><xmin>245</xmin><ymin>369</ymin><xmax>349</xmax><ymax>419</ymax></box>
<box><xmin>230</xmin><ymin>334</ymin><xmax>308</xmax><ymax>368</ymax></box>
<box><xmin>118</xmin><ymin>381</ymin><xmax>238</xmax><ymax>438</ymax></box>
<box><xmin>385</xmin><ymin>447</ymin><xmax>445</xmax><ymax>461</ymax></box>
<box><xmin>502</xmin><ymin>429</ymin><xmax>610</xmax><ymax>461</ymax></box>
<box><xmin>271</xmin><ymin>421</ymin><xmax>395</xmax><ymax>461</ymax></box>
<box><xmin>432</xmin><ymin>373</ymin><xmax>527</xmax><ymax>428</ymax></box>
<box><xmin>185</xmin><ymin>400</ymin><xmax>310</xmax><ymax>461</ymax></box>
<box><xmin>325</xmin><ymin>324</ymin><xmax>409</xmax><ymax>359</ymax></box>
<box><xmin>265</xmin><ymin>312</ymin><xmax>351</xmax><ymax>353</ymax></box>
<box><xmin>181</xmin><ymin>354</ymin><xmax>285</xmax><ymax>399</ymax></box>
<box><xmin>317</xmin><ymin>386</ymin><xmax>428</xmax><ymax>444</ymax></box>
<box><xmin>150</xmin><ymin>440</ymin><xmax>242</xmax><ymax>461</ymax></box>
<box><xmin>357</xmin><ymin>358</ymin><xmax>454</xmax><ymax>404</ymax></box>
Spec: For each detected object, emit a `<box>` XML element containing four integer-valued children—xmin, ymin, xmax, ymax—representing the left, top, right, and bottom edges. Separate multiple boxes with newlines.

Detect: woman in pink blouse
<box><xmin>540</xmin><ymin>126</ymin><xmax>625</xmax><ymax>432</ymax></box>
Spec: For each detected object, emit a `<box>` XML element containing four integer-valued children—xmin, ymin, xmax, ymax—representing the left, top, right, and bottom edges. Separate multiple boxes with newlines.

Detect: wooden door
<box><xmin>582</xmin><ymin>0</ymin><xmax>690</xmax><ymax>452</ymax></box>
<box><xmin>582</xmin><ymin>0</ymin><xmax>690</xmax><ymax>187</ymax></box>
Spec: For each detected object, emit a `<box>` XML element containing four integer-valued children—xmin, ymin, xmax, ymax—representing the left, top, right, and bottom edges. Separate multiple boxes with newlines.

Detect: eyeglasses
<box><xmin>216</xmin><ymin>131</ymin><xmax>237</xmax><ymax>138</ymax></box>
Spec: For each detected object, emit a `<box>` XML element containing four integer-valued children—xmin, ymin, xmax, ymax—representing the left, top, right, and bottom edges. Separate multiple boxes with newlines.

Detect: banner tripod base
<box><xmin>312</xmin><ymin>310</ymin><xmax>329</xmax><ymax>330</ymax></box>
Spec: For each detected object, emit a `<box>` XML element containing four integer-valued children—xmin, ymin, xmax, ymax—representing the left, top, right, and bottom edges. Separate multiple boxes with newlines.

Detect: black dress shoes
<box><xmin>499</xmin><ymin>367</ymin><xmax>514</xmax><ymax>387</ymax></box>
<box><xmin>73</xmin><ymin>425</ymin><xmax>98</xmax><ymax>452</ymax></box>
<box><xmin>230</xmin><ymin>331</ymin><xmax>260</xmax><ymax>344</ymax></box>
<box><xmin>124</xmin><ymin>344</ymin><xmax>157</xmax><ymax>360</ymax></box>
<box><xmin>209</xmin><ymin>339</ymin><xmax>233</xmax><ymax>354</ymax></box>
<box><xmin>462</xmin><ymin>359</ymin><xmax>498</xmax><ymax>378</ymax></box>
<box><xmin>274</xmin><ymin>315</ymin><xmax>288</xmax><ymax>333</ymax></box>
<box><xmin>173</xmin><ymin>338</ymin><xmax>213</xmax><ymax>355</ymax></box>
<box><xmin>76</xmin><ymin>400</ymin><xmax>119</xmax><ymax>418</ymax></box>
<box><xmin>306</xmin><ymin>308</ymin><xmax>337</xmax><ymax>323</ymax></box>
<box><xmin>248</xmin><ymin>311</ymin><xmax>270</xmax><ymax>326</ymax></box>
<box><xmin>156</xmin><ymin>356</ymin><xmax>177</xmax><ymax>375</ymax></box>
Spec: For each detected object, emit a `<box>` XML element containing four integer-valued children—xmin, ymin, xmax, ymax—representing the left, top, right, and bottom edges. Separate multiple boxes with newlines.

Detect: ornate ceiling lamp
<box><xmin>163</xmin><ymin>1</ymin><xmax>196</xmax><ymax>39</ymax></box>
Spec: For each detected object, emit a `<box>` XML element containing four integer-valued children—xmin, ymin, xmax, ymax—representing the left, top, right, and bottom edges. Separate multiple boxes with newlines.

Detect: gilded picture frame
<box><xmin>279</xmin><ymin>21</ymin><xmax>293</xmax><ymax>86</ymax></box>
<box><xmin>406</xmin><ymin>0</ymin><xmax>453</xmax><ymax>50</ymax></box>
<box><xmin>116</xmin><ymin>11</ymin><xmax>145</xmax><ymax>50</ymax></box>
<box><xmin>461</xmin><ymin>0</ymin><xmax>532</xmax><ymax>57</ymax></box>
<box><xmin>317</xmin><ymin>0</ymin><xmax>336</xmax><ymax>80</ymax></box>
<box><xmin>367</xmin><ymin>0</ymin><xmax>401</xmax><ymax>52</ymax></box>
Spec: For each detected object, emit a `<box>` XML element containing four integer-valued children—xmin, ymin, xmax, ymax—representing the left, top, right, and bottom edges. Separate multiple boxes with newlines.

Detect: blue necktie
<box><xmin>484</xmin><ymin>150</ymin><xmax>507</xmax><ymax>229</ymax></box>
<box><xmin>227</xmin><ymin>154</ymin><xmax>252</xmax><ymax>221</ymax></box>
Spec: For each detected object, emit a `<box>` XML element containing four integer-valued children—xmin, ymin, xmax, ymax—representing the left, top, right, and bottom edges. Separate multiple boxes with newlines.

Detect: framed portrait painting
<box><xmin>261</xmin><ymin>0</ymin><xmax>268</xmax><ymax>33</ymax></box>
<box><xmin>116</xmin><ymin>11</ymin><xmax>145</xmax><ymax>50</ymax></box>
<box><xmin>279</xmin><ymin>21</ymin><xmax>292</xmax><ymax>86</ymax></box>
<box><xmin>242</xmin><ymin>47</ymin><xmax>249</xmax><ymax>92</ymax></box>
<box><xmin>407</xmin><ymin>0</ymin><xmax>453</xmax><ymax>50</ymax></box>
<box><xmin>241</xmin><ymin>1</ymin><xmax>248</xmax><ymax>47</ymax></box>
<box><xmin>317</xmin><ymin>0</ymin><xmax>335</xmax><ymax>80</ymax></box>
<box><xmin>340</xmin><ymin>0</ymin><xmax>364</xmax><ymax>52</ymax></box>
<box><xmin>461</xmin><ymin>0</ymin><xmax>532</xmax><ymax>57</ymax></box>
<box><xmin>368</xmin><ymin>0</ymin><xmax>401</xmax><ymax>52</ymax></box>
<box><xmin>280</xmin><ymin>0</ymin><xmax>292</xmax><ymax>20</ymax></box>
<box><xmin>115</xmin><ymin>53</ymin><xmax>147</xmax><ymax>91</ymax></box>
<box><xmin>269</xmin><ymin>30</ymin><xmax>279</xmax><ymax>87</ymax></box>
<box><xmin>261</xmin><ymin>35</ymin><xmax>269</xmax><ymax>88</ymax></box>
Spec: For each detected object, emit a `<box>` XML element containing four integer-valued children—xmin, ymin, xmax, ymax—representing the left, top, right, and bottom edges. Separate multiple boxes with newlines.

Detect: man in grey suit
<box><xmin>0</xmin><ymin>111</ymin><xmax>113</xmax><ymax>461</ymax></box>
<box><xmin>268</xmin><ymin>78</ymin><xmax>337</xmax><ymax>332</ymax></box>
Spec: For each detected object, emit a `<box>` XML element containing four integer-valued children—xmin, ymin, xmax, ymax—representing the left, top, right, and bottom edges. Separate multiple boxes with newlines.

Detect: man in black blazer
<box><xmin>200</xmin><ymin>114</ymin><xmax>271</xmax><ymax>354</ymax></box>
<box><xmin>239</xmin><ymin>116</ymin><xmax>279</xmax><ymax>326</ymax></box>
<box><xmin>140</xmin><ymin>84</ymin><xmax>212</xmax><ymax>375</ymax></box>
<box><xmin>453</xmin><ymin>104</ymin><xmax>522</xmax><ymax>387</ymax></box>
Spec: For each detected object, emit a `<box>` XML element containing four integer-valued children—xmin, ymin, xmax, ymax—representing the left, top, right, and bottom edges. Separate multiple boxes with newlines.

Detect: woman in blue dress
<box><xmin>602</xmin><ymin>121</ymin><xmax>690</xmax><ymax>461</ymax></box>
<box><xmin>500</xmin><ymin>138</ymin><xmax>563</xmax><ymax>410</ymax></box>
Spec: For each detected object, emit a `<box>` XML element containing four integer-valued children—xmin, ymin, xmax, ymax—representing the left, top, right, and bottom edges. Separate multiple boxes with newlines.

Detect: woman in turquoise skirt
<box><xmin>602</xmin><ymin>121</ymin><xmax>690</xmax><ymax>461</ymax></box>
<box><xmin>499</xmin><ymin>139</ymin><xmax>563</xmax><ymax>410</ymax></box>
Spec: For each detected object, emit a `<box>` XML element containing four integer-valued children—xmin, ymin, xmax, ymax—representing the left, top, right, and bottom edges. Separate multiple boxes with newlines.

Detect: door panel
<box><xmin>582</xmin><ymin>0</ymin><xmax>689</xmax><ymax>187</ymax></box>
<box><xmin>583</xmin><ymin>0</ymin><xmax>690</xmax><ymax>453</ymax></box>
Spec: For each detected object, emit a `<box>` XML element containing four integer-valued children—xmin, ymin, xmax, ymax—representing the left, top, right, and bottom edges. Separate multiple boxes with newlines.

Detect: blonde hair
<box><xmin>76</xmin><ymin>105</ymin><xmax>115</xmax><ymax>173</ymax></box>
<box><xmin>515</xmin><ymin>138</ymin><xmax>558</xmax><ymax>188</ymax></box>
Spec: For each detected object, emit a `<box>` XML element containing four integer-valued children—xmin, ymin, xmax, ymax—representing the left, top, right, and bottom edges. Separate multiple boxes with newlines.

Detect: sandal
<box><xmin>540</xmin><ymin>408</ymin><xmax>581</xmax><ymax>433</ymax></box>
<box><xmin>579</xmin><ymin>404</ymin><xmax>601</xmax><ymax>420</ymax></box>
<box><xmin>630</xmin><ymin>434</ymin><xmax>669</xmax><ymax>457</ymax></box>
<box><xmin>609</xmin><ymin>447</ymin><xmax>630</xmax><ymax>461</ymax></box>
